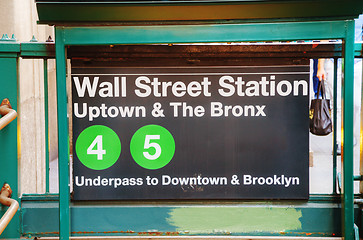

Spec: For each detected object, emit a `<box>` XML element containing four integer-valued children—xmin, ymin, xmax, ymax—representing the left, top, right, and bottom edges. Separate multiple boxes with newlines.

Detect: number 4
<box><xmin>143</xmin><ymin>135</ymin><xmax>161</xmax><ymax>160</ymax></box>
<box><xmin>87</xmin><ymin>135</ymin><xmax>106</xmax><ymax>160</ymax></box>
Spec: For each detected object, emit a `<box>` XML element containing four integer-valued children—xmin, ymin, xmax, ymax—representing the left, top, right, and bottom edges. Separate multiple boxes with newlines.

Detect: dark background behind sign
<box><xmin>72</xmin><ymin>66</ymin><xmax>309</xmax><ymax>200</ymax></box>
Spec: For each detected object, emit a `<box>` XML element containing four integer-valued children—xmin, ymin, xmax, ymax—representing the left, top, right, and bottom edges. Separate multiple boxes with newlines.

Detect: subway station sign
<box><xmin>72</xmin><ymin>66</ymin><xmax>309</xmax><ymax>200</ymax></box>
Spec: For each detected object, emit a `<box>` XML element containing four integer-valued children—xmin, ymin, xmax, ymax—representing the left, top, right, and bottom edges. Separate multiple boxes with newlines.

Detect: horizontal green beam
<box><xmin>0</xmin><ymin>43</ymin><xmax>20</xmax><ymax>53</ymax></box>
<box><xmin>0</xmin><ymin>53</ymin><xmax>19</xmax><ymax>58</ymax></box>
<box><xmin>61</xmin><ymin>21</ymin><xmax>348</xmax><ymax>45</ymax></box>
<box><xmin>21</xmin><ymin>194</ymin><xmax>360</xmax><ymax>238</ymax></box>
<box><xmin>20</xmin><ymin>43</ymin><xmax>55</xmax><ymax>58</ymax></box>
<box><xmin>0</xmin><ymin>42</ymin><xmax>55</xmax><ymax>58</ymax></box>
<box><xmin>0</xmin><ymin>41</ymin><xmax>360</xmax><ymax>58</ymax></box>
<box><xmin>36</xmin><ymin>0</ymin><xmax>363</xmax><ymax>24</ymax></box>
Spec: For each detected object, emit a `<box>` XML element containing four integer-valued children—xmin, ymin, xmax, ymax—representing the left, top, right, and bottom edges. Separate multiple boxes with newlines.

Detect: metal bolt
<box><xmin>0</xmin><ymin>34</ymin><xmax>9</xmax><ymax>41</ymax></box>
<box><xmin>0</xmin><ymin>34</ymin><xmax>17</xmax><ymax>42</ymax></box>
<box><xmin>30</xmin><ymin>35</ymin><xmax>38</xmax><ymax>42</ymax></box>
<box><xmin>0</xmin><ymin>98</ymin><xmax>11</xmax><ymax>108</ymax></box>
<box><xmin>46</xmin><ymin>35</ymin><xmax>54</xmax><ymax>42</ymax></box>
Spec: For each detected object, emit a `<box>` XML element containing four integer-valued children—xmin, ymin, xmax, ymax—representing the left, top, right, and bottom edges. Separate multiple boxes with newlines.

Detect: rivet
<box><xmin>30</xmin><ymin>35</ymin><xmax>38</xmax><ymax>42</ymax></box>
<box><xmin>46</xmin><ymin>35</ymin><xmax>54</xmax><ymax>42</ymax></box>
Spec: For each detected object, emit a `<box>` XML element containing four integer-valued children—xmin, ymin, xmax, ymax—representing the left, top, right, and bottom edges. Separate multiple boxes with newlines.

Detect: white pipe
<box><xmin>0</xmin><ymin>183</ymin><xmax>19</xmax><ymax>236</ymax></box>
<box><xmin>0</xmin><ymin>100</ymin><xmax>17</xmax><ymax>130</ymax></box>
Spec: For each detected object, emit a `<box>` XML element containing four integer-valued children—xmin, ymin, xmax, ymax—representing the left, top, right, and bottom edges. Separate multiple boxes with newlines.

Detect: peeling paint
<box><xmin>137</xmin><ymin>231</ymin><xmax>180</xmax><ymax>236</ymax></box>
<box><xmin>166</xmin><ymin>207</ymin><xmax>302</xmax><ymax>234</ymax></box>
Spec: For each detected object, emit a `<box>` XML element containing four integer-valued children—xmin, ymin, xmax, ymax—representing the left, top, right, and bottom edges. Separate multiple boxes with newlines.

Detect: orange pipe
<box><xmin>0</xmin><ymin>183</ymin><xmax>19</xmax><ymax>235</ymax></box>
<box><xmin>0</xmin><ymin>98</ymin><xmax>17</xmax><ymax>130</ymax></box>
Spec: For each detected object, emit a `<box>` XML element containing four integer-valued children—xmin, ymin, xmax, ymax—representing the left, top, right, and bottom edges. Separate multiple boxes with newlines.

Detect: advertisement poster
<box><xmin>72</xmin><ymin>66</ymin><xmax>309</xmax><ymax>200</ymax></box>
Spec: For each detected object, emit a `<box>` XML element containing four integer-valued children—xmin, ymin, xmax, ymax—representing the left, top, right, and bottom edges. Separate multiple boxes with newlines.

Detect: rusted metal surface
<box><xmin>68</xmin><ymin>43</ymin><xmax>348</xmax><ymax>68</ymax></box>
<box><xmin>21</xmin><ymin>197</ymin><xmax>350</xmax><ymax>238</ymax></box>
<box><xmin>0</xmin><ymin>98</ymin><xmax>12</xmax><ymax>115</ymax></box>
<box><xmin>26</xmin><ymin>235</ymin><xmax>343</xmax><ymax>240</ymax></box>
<box><xmin>68</xmin><ymin>43</ymin><xmax>341</xmax><ymax>59</ymax></box>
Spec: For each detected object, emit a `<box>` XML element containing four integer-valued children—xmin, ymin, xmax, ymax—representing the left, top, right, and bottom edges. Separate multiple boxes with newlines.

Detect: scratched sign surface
<box><xmin>72</xmin><ymin>66</ymin><xmax>309</xmax><ymax>200</ymax></box>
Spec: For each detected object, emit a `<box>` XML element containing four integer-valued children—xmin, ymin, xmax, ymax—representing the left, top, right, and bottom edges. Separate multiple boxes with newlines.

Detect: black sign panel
<box><xmin>72</xmin><ymin>66</ymin><xmax>309</xmax><ymax>200</ymax></box>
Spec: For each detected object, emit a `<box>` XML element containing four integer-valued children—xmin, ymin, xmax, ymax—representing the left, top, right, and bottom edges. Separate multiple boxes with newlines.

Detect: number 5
<box><xmin>143</xmin><ymin>135</ymin><xmax>161</xmax><ymax>160</ymax></box>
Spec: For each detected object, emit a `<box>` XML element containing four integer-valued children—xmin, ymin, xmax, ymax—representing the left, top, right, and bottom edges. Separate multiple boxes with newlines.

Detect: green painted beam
<box><xmin>0</xmin><ymin>43</ymin><xmax>20</xmax><ymax>53</ymax></box>
<box><xmin>35</xmin><ymin>0</ymin><xmax>363</xmax><ymax>24</ymax></box>
<box><xmin>0</xmin><ymin>57</ymin><xmax>20</xmax><ymax>238</ymax></box>
<box><xmin>61</xmin><ymin>21</ymin><xmax>348</xmax><ymax>46</ymax></box>
<box><xmin>55</xmin><ymin>27</ymin><xmax>70</xmax><ymax>240</ymax></box>
<box><xmin>20</xmin><ymin>42</ymin><xmax>55</xmax><ymax>58</ymax></box>
<box><xmin>0</xmin><ymin>42</ymin><xmax>54</xmax><ymax>58</ymax></box>
<box><xmin>341</xmin><ymin>19</ymin><xmax>356</xmax><ymax>240</ymax></box>
<box><xmin>1</xmin><ymin>41</ymin><xmax>360</xmax><ymax>58</ymax></box>
<box><xmin>21</xmin><ymin>195</ymin><xmax>360</xmax><ymax>238</ymax></box>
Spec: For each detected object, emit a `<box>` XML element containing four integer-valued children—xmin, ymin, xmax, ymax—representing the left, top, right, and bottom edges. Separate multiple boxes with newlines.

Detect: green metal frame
<box><xmin>55</xmin><ymin>29</ymin><xmax>71</xmax><ymax>240</ymax></box>
<box><xmin>0</xmin><ymin>46</ymin><xmax>19</xmax><ymax>239</ymax></box>
<box><xmin>342</xmin><ymin>20</ymin><xmax>356</xmax><ymax>240</ymax></box>
<box><xmin>60</xmin><ymin>21</ymin><xmax>349</xmax><ymax>44</ymax></box>
<box><xmin>0</xmin><ymin>23</ymin><xmax>359</xmax><ymax>239</ymax></box>
<box><xmin>0</xmin><ymin>24</ymin><xmax>361</xmax><ymax>239</ymax></box>
<box><xmin>0</xmin><ymin>24</ymin><xmax>358</xmax><ymax>240</ymax></box>
<box><xmin>20</xmin><ymin>194</ymin><xmax>359</xmax><ymax>238</ymax></box>
<box><xmin>53</xmin><ymin>20</ymin><xmax>357</xmax><ymax>240</ymax></box>
<box><xmin>0</xmin><ymin>41</ymin><xmax>54</xmax><ymax>239</ymax></box>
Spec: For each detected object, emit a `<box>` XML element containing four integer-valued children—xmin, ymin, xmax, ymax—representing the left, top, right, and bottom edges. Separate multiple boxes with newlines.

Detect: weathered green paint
<box><xmin>21</xmin><ymin>195</ymin><xmax>357</xmax><ymax>238</ymax></box>
<box><xmin>167</xmin><ymin>207</ymin><xmax>302</xmax><ymax>233</ymax></box>
<box><xmin>35</xmin><ymin>0</ymin><xmax>363</xmax><ymax>24</ymax></box>
<box><xmin>0</xmin><ymin>56</ymin><xmax>20</xmax><ymax>238</ymax></box>
<box><xmin>55</xmin><ymin>27</ymin><xmax>70</xmax><ymax>240</ymax></box>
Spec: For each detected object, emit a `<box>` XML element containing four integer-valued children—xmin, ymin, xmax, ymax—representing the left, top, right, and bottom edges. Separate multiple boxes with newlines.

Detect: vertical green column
<box><xmin>55</xmin><ymin>27</ymin><xmax>70</xmax><ymax>240</ymax></box>
<box><xmin>0</xmin><ymin>50</ymin><xmax>20</xmax><ymax>237</ymax></box>
<box><xmin>342</xmin><ymin>19</ymin><xmax>355</xmax><ymax>240</ymax></box>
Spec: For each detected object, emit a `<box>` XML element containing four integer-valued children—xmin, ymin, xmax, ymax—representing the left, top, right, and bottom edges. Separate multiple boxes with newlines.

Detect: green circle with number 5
<box><xmin>76</xmin><ymin>125</ymin><xmax>121</xmax><ymax>170</ymax></box>
<box><xmin>130</xmin><ymin>125</ymin><xmax>175</xmax><ymax>170</ymax></box>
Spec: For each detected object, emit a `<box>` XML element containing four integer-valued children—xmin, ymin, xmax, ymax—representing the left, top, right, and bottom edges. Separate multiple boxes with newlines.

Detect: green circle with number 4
<box><xmin>130</xmin><ymin>125</ymin><xmax>175</xmax><ymax>170</ymax></box>
<box><xmin>75</xmin><ymin>125</ymin><xmax>121</xmax><ymax>170</ymax></box>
